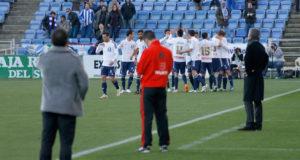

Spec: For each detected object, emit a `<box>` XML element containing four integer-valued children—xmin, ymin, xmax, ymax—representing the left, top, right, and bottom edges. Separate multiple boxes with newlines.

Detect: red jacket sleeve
<box><xmin>137</xmin><ymin>49</ymin><xmax>149</xmax><ymax>75</ymax></box>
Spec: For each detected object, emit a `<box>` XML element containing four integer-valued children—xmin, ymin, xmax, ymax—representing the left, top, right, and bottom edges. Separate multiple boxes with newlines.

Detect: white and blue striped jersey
<box><xmin>80</xmin><ymin>9</ymin><xmax>94</xmax><ymax>26</ymax></box>
<box><xmin>96</xmin><ymin>40</ymin><xmax>118</xmax><ymax>67</ymax></box>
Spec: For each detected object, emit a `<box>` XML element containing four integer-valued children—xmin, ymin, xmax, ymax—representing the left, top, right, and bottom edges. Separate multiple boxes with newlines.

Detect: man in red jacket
<box><xmin>137</xmin><ymin>30</ymin><xmax>173</xmax><ymax>153</ymax></box>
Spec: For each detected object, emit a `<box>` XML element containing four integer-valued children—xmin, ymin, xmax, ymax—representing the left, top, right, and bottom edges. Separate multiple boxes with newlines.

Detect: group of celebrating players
<box><xmin>96</xmin><ymin>27</ymin><xmax>235</xmax><ymax>99</ymax></box>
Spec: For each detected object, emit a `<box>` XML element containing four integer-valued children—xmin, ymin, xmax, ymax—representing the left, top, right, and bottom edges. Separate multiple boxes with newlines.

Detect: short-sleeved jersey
<box><xmin>199</xmin><ymin>39</ymin><xmax>216</xmax><ymax>63</ymax></box>
<box><xmin>189</xmin><ymin>37</ymin><xmax>201</xmax><ymax>61</ymax></box>
<box><xmin>213</xmin><ymin>36</ymin><xmax>229</xmax><ymax>59</ymax></box>
<box><xmin>160</xmin><ymin>36</ymin><xmax>172</xmax><ymax>50</ymax></box>
<box><xmin>167</xmin><ymin>36</ymin><xmax>188</xmax><ymax>62</ymax></box>
<box><xmin>96</xmin><ymin>40</ymin><xmax>118</xmax><ymax>66</ymax></box>
<box><xmin>136</xmin><ymin>39</ymin><xmax>148</xmax><ymax>62</ymax></box>
<box><xmin>118</xmin><ymin>38</ymin><xmax>137</xmax><ymax>62</ymax></box>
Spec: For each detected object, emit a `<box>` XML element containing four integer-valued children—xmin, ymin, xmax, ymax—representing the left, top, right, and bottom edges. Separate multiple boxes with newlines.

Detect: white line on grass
<box><xmin>178</xmin><ymin>124</ymin><xmax>243</xmax><ymax>150</ymax></box>
<box><xmin>192</xmin><ymin>147</ymin><xmax>300</xmax><ymax>152</ymax></box>
<box><xmin>70</xmin><ymin>88</ymin><xmax>300</xmax><ymax>159</ymax></box>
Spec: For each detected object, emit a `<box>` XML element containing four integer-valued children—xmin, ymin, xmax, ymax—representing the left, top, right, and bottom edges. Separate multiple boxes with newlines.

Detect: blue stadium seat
<box><xmin>227</xmin><ymin>29</ymin><xmax>236</xmax><ymax>38</ymax></box>
<box><xmin>254</xmin><ymin>19</ymin><xmax>262</xmax><ymax>28</ymax></box>
<box><xmin>91</xmin><ymin>38</ymin><xmax>98</xmax><ymax>44</ymax></box>
<box><xmin>201</xmin><ymin>1</ymin><xmax>210</xmax><ymax>10</ymax></box>
<box><xmin>135</xmin><ymin>0</ymin><xmax>144</xmax><ymax>2</ymax></box>
<box><xmin>36</xmin><ymin>30</ymin><xmax>47</xmax><ymax>39</ymax></box>
<box><xmin>157</xmin><ymin>20</ymin><xmax>169</xmax><ymax>29</ymax></box>
<box><xmin>138</xmin><ymin>11</ymin><xmax>149</xmax><ymax>20</ymax></box>
<box><xmin>155</xmin><ymin>29</ymin><xmax>164</xmax><ymax>39</ymax></box>
<box><xmin>185</xmin><ymin>11</ymin><xmax>195</xmax><ymax>20</ymax></box>
<box><xmin>39</xmin><ymin>2</ymin><xmax>50</xmax><ymax>11</ymax></box>
<box><xmin>181</xmin><ymin>20</ymin><xmax>192</xmax><ymax>28</ymax></box>
<box><xmin>58</xmin><ymin>11</ymin><xmax>66</xmax><ymax>17</ymax></box>
<box><xmin>147</xmin><ymin>20</ymin><xmax>157</xmax><ymax>29</ymax></box>
<box><xmin>177</xmin><ymin>2</ymin><xmax>187</xmax><ymax>11</ymax></box>
<box><xmin>44</xmin><ymin>39</ymin><xmax>51</xmax><ymax>44</ymax></box>
<box><xmin>278</xmin><ymin>10</ymin><xmax>289</xmax><ymax>19</ymax></box>
<box><xmin>32</xmin><ymin>39</ymin><xmax>44</xmax><ymax>44</ymax></box>
<box><xmin>151</xmin><ymin>11</ymin><xmax>161</xmax><ymax>20</ymax></box>
<box><xmin>231</xmin><ymin>10</ymin><xmax>241</xmax><ymax>19</ymax></box>
<box><xmin>245</xmin><ymin>38</ymin><xmax>249</xmax><ymax>43</ymax></box>
<box><xmin>263</xmin><ymin>19</ymin><xmax>274</xmax><ymax>28</ymax></box>
<box><xmin>260</xmin><ymin>38</ymin><xmax>268</xmax><ymax>44</ymax></box>
<box><xmin>201</xmin><ymin>29</ymin><xmax>211</xmax><ymax>38</ymax></box>
<box><xmin>115</xmin><ymin>38</ymin><xmax>122</xmax><ymax>44</ymax></box>
<box><xmin>281</xmin><ymin>1</ymin><xmax>292</xmax><ymax>10</ymax></box>
<box><xmin>169</xmin><ymin>20</ymin><xmax>180</xmax><ymax>29</ymax></box>
<box><xmin>56</xmin><ymin>0</ymin><xmax>65</xmax><ymax>3</ymax></box>
<box><xmin>147</xmin><ymin>0</ymin><xmax>156</xmax><ymax>2</ymax></box>
<box><xmin>17</xmin><ymin>48</ymin><xmax>27</xmax><ymax>55</ymax></box>
<box><xmin>239</xmin><ymin>19</ymin><xmax>246</xmax><ymax>28</ymax></box>
<box><xmin>207</xmin><ymin>10</ymin><xmax>216</xmax><ymax>19</ymax></box>
<box><xmin>154</xmin><ymin>2</ymin><xmax>165</xmax><ymax>11</ymax></box>
<box><xmin>25</xmin><ymin>30</ymin><xmax>36</xmax><ymax>39</ymax></box>
<box><xmin>0</xmin><ymin>2</ymin><xmax>9</xmax><ymax>14</ymax></box>
<box><xmin>193</xmin><ymin>19</ymin><xmax>203</xmax><ymax>28</ymax></box>
<box><xmin>161</xmin><ymin>11</ymin><xmax>172</xmax><ymax>20</ymax></box>
<box><xmin>119</xmin><ymin>29</ymin><xmax>128</xmax><ymax>38</ymax></box>
<box><xmin>233</xmin><ymin>37</ymin><xmax>244</xmax><ymax>44</ymax></box>
<box><xmin>204</xmin><ymin>19</ymin><xmax>215</xmax><ymax>29</ymax></box>
<box><xmin>269</xmin><ymin>1</ymin><xmax>280</xmax><ymax>9</ymax></box>
<box><xmin>235</xmin><ymin>1</ymin><xmax>245</xmax><ymax>10</ymax></box>
<box><xmin>43</xmin><ymin>0</ymin><xmax>53</xmax><ymax>2</ymax></box>
<box><xmin>275</xmin><ymin>19</ymin><xmax>286</xmax><ymax>28</ymax></box>
<box><xmin>62</xmin><ymin>2</ymin><xmax>72</xmax><ymax>11</ymax></box>
<box><xmin>20</xmin><ymin>39</ymin><xmax>32</xmax><ymax>45</ymax></box>
<box><xmin>135</xmin><ymin>20</ymin><xmax>146</xmax><ymax>29</ymax></box>
<box><xmin>143</xmin><ymin>2</ymin><xmax>153</xmax><ymax>11</ymax></box>
<box><xmin>0</xmin><ymin>13</ymin><xmax>4</xmax><ymax>23</ymax></box>
<box><xmin>226</xmin><ymin>38</ymin><xmax>232</xmax><ymax>43</ymax></box>
<box><xmin>50</xmin><ymin>2</ymin><xmax>61</xmax><ymax>12</ymax></box>
<box><xmin>80</xmin><ymin>38</ymin><xmax>90</xmax><ymax>44</ymax></box>
<box><xmin>228</xmin><ymin>19</ymin><xmax>238</xmax><ymax>29</ymax></box>
<box><xmin>256</xmin><ymin>10</ymin><xmax>265</xmax><ymax>19</ymax></box>
<box><xmin>133</xmin><ymin>2</ymin><xmax>142</xmax><ymax>10</ymax></box>
<box><xmin>258</xmin><ymin>1</ymin><xmax>268</xmax><ymax>10</ymax></box>
<box><xmin>69</xmin><ymin>38</ymin><xmax>78</xmax><ymax>43</ymax></box>
<box><xmin>30</xmin><ymin>20</ymin><xmax>41</xmax><ymax>30</ymax></box>
<box><xmin>166</xmin><ymin>2</ymin><xmax>176</xmax><ymax>10</ymax></box>
<box><xmin>196</xmin><ymin>10</ymin><xmax>207</xmax><ymax>19</ymax></box>
<box><xmin>272</xmin><ymin>28</ymin><xmax>283</xmax><ymax>39</ymax></box>
<box><xmin>212</xmin><ymin>28</ymin><xmax>220</xmax><ymax>36</ymax></box>
<box><xmin>236</xmin><ymin>28</ymin><xmax>246</xmax><ymax>37</ymax></box>
<box><xmin>189</xmin><ymin>2</ymin><xmax>195</xmax><ymax>10</ymax></box>
<box><xmin>266</xmin><ymin>10</ymin><xmax>277</xmax><ymax>19</ymax></box>
<box><xmin>35</xmin><ymin>11</ymin><xmax>46</xmax><ymax>21</ymax></box>
<box><xmin>260</xmin><ymin>28</ymin><xmax>271</xmax><ymax>38</ymax></box>
<box><xmin>173</xmin><ymin>11</ymin><xmax>184</xmax><ymax>20</ymax></box>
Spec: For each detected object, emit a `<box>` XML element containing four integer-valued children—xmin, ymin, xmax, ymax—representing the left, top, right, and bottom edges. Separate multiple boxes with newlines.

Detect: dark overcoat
<box><xmin>243</xmin><ymin>40</ymin><xmax>269</xmax><ymax>101</ymax></box>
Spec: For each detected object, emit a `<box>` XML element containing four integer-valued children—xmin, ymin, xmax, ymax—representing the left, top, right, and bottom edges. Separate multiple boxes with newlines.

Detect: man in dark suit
<box><xmin>238</xmin><ymin>28</ymin><xmax>268</xmax><ymax>131</ymax></box>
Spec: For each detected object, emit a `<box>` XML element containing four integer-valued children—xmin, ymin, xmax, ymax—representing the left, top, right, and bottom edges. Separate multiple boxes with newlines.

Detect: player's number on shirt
<box><xmin>107</xmin><ymin>47</ymin><xmax>112</xmax><ymax>52</ymax></box>
<box><xmin>201</xmin><ymin>47</ymin><xmax>210</xmax><ymax>56</ymax></box>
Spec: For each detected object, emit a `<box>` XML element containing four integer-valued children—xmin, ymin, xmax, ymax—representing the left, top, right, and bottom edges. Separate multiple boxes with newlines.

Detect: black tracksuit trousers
<box><xmin>140</xmin><ymin>87</ymin><xmax>170</xmax><ymax>148</ymax></box>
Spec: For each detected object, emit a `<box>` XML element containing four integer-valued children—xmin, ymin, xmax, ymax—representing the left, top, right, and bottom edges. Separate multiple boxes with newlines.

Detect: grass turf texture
<box><xmin>0</xmin><ymin>78</ymin><xmax>300</xmax><ymax>160</ymax></box>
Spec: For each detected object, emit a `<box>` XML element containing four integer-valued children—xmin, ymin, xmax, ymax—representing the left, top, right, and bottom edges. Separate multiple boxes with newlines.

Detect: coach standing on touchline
<box><xmin>37</xmin><ymin>29</ymin><xmax>89</xmax><ymax>160</ymax></box>
<box><xmin>136</xmin><ymin>30</ymin><xmax>173</xmax><ymax>153</ymax></box>
<box><xmin>239</xmin><ymin>28</ymin><xmax>268</xmax><ymax>131</ymax></box>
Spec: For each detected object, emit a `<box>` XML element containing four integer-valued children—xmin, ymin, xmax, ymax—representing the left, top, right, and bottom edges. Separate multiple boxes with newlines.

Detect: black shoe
<box><xmin>159</xmin><ymin>145</ymin><xmax>168</xmax><ymax>152</ymax></box>
<box><xmin>238</xmin><ymin>126</ymin><xmax>256</xmax><ymax>131</ymax></box>
<box><xmin>135</xmin><ymin>91</ymin><xmax>140</xmax><ymax>94</ymax></box>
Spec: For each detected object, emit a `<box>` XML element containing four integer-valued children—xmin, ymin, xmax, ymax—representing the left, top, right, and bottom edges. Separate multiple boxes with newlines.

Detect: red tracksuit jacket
<box><xmin>137</xmin><ymin>40</ymin><xmax>173</xmax><ymax>88</ymax></box>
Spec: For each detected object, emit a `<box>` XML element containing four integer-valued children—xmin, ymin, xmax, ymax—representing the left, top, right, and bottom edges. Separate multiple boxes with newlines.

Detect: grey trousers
<box><xmin>244</xmin><ymin>101</ymin><xmax>262</xmax><ymax>129</ymax></box>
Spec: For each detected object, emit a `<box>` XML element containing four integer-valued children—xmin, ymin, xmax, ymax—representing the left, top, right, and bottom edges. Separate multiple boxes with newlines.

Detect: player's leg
<box><xmin>109</xmin><ymin>68</ymin><xmax>121</xmax><ymax>96</ymax></box>
<box><xmin>121</xmin><ymin>62</ymin><xmax>127</xmax><ymax>92</ymax></box>
<box><xmin>191</xmin><ymin>61</ymin><xmax>200</xmax><ymax>92</ymax></box>
<box><xmin>136</xmin><ymin>75</ymin><xmax>141</xmax><ymax>94</ymax></box>
<box><xmin>199</xmin><ymin>62</ymin><xmax>207</xmax><ymax>90</ymax></box>
<box><xmin>226</xmin><ymin>69</ymin><xmax>234</xmax><ymax>91</ymax></box>
<box><xmin>222</xmin><ymin>72</ymin><xmax>228</xmax><ymax>91</ymax></box>
<box><xmin>217</xmin><ymin>70</ymin><xmax>224</xmax><ymax>91</ymax></box>
<box><xmin>180</xmin><ymin>62</ymin><xmax>188</xmax><ymax>92</ymax></box>
<box><xmin>153</xmin><ymin>88</ymin><xmax>170</xmax><ymax>151</ymax></box>
<box><xmin>127</xmin><ymin>62</ymin><xmax>135</xmax><ymax>93</ymax></box>
<box><xmin>171</xmin><ymin>74</ymin><xmax>175</xmax><ymax>90</ymax></box>
<box><xmin>187</xmin><ymin>61</ymin><xmax>194</xmax><ymax>91</ymax></box>
<box><xmin>100</xmin><ymin>67</ymin><xmax>108</xmax><ymax>98</ymax></box>
<box><xmin>207</xmin><ymin>63</ymin><xmax>216</xmax><ymax>91</ymax></box>
<box><xmin>173</xmin><ymin>62</ymin><xmax>179</xmax><ymax>93</ymax></box>
<box><xmin>139</xmin><ymin>87</ymin><xmax>154</xmax><ymax>152</ymax></box>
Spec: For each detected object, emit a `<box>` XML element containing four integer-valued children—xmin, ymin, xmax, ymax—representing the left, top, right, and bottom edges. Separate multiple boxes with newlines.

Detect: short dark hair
<box><xmin>164</xmin><ymin>29</ymin><xmax>170</xmax><ymax>34</ymax></box>
<box><xmin>61</xmin><ymin>15</ymin><xmax>66</xmax><ymax>19</ymax></box>
<box><xmin>218</xmin><ymin>30</ymin><xmax>226</xmax><ymax>36</ymax></box>
<box><xmin>188</xmin><ymin>30</ymin><xmax>195</xmax><ymax>36</ymax></box>
<box><xmin>51</xmin><ymin>29</ymin><xmax>68</xmax><ymax>46</ymax></box>
<box><xmin>202</xmin><ymin>32</ymin><xmax>208</xmax><ymax>39</ymax></box>
<box><xmin>138</xmin><ymin>30</ymin><xmax>144</xmax><ymax>33</ymax></box>
<box><xmin>126</xmin><ymin>30</ymin><xmax>134</xmax><ymax>36</ymax></box>
<box><xmin>143</xmin><ymin>30</ymin><xmax>156</xmax><ymax>41</ymax></box>
<box><xmin>177</xmin><ymin>29</ymin><xmax>183</xmax><ymax>37</ymax></box>
<box><xmin>103</xmin><ymin>32</ymin><xmax>110</xmax><ymax>36</ymax></box>
<box><xmin>50</xmin><ymin>11</ymin><xmax>56</xmax><ymax>15</ymax></box>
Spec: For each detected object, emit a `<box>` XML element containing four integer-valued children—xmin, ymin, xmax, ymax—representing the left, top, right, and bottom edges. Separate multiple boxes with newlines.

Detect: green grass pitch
<box><xmin>0</xmin><ymin>78</ymin><xmax>300</xmax><ymax>160</ymax></box>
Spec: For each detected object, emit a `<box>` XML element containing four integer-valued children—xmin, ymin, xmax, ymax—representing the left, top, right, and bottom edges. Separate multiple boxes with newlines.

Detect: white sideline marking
<box><xmin>193</xmin><ymin>147</ymin><xmax>300</xmax><ymax>152</ymax></box>
<box><xmin>70</xmin><ymin>88</ymin><xmax>300</xmax><ymax>159</ymax></box>
<box><xmin>178</xmin><ymin>125</ymin><xmax>243</xmax><ymax>150</ymax></box>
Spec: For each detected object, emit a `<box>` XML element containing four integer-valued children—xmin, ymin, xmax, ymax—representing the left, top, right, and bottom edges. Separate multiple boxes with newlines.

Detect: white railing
<box><xmin>0</xmin><ymin>39</ymin><xmax>16</xmax><ymax>55</ymax></box>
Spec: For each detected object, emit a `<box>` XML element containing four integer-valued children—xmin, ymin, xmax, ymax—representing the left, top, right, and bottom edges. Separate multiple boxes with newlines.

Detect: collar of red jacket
<box><xmin>150</xmin><ymin>40</ymin><xmax>161</xmax><ymax>47</ymax></box>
